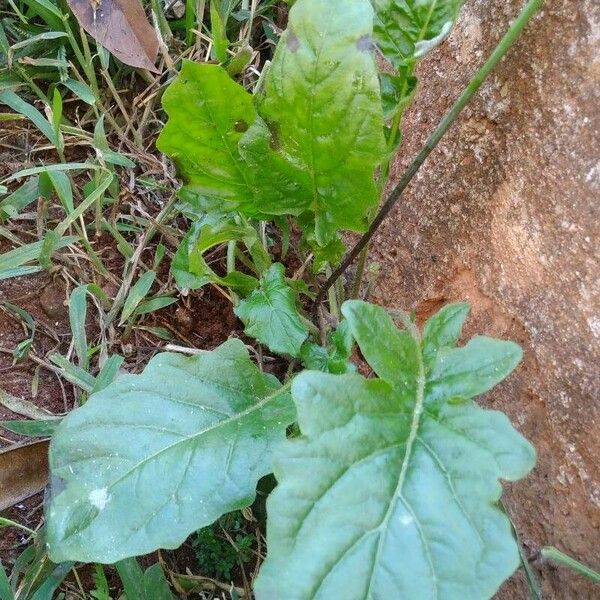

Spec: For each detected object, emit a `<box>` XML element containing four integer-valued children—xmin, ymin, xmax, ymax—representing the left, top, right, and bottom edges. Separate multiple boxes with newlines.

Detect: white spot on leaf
<box><xmin>89</xmin><ymin>488</ymin><xmax>110</xmax><ymax>510</ymax></box>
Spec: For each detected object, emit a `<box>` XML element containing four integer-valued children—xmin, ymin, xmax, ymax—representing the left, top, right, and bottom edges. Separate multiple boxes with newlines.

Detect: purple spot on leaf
<box><xmin>287</xmin><ymin>31</ymin><xmax>300</xmax><ymax>53</ymax></box>
<box><xmin>356</xmin><ymin>35</ymin><xmax>373</xmax><ymax>52</ymax></box>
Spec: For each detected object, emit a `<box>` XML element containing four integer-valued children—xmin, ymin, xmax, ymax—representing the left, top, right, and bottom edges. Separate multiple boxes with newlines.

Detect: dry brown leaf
<box><xmin>67</xmin><ymin>0</ymin><xmax>160</xmax><ymax>73</ymax></box>
<box><xmin>0</xmin><ymin>440</ymin><xmax>49</xmax><ymax>511</ymax></box>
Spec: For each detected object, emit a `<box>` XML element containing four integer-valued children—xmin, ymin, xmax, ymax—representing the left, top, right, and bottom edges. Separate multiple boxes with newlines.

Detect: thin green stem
<box><xmin>314</xmin><ymin>0</ymin><xmax>544</xmax><ymax>311</ymax></box>
<box><xmin>351</xmin><ymin>245</ymin><xmax>369</xmax><ymax>298</ymax></box>
<box><xmin>499</xmin><ymin>501</ymin><xmax>542</xmax><ymax>600</ymax></box>
<box><xmin>227</xmin><ymin>240</ymin><xmax>240</xmax><ymax>306</ymax></box>
<box><xmin>539</xmin><ymin>547</ymin><xmax>600</xmax><ymax>583</ymax></box>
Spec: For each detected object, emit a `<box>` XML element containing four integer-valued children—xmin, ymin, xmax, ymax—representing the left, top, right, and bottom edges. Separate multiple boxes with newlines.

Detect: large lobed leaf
<box><xmin>255</xmin><ymin>301</ymin><xmax>535</xmax><ymax>600</ymax></box>
<box><xmin>156</xmin><ymin>62</ymin><xmax>256</xmax><ymax>212</ymax></box>
<box><xmin>46</xmin><ymin>340</ymin><xmax>294</xmax><ymax>563</ymax></box>
<box><xmin>240</xmin><ymin>0</ymin><xmax>386</xmax><ymax>244</ymax></box>
<box><xmin>158</xmin><ymin>0</ymin><xmax>386</xmax><ymax>248</ymax></box>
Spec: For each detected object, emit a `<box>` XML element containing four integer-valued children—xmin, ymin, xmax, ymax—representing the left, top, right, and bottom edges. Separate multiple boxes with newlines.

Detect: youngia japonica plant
<box><xmin>44</xmin><ymin>0</ymin><xmax>538</xmax><ymax>597</ymax></box>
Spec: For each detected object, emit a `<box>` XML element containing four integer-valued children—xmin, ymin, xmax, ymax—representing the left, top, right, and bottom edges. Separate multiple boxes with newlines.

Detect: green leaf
<box><xmin>300</xmin><ymin>320</ymin><xmax>355</xmax><ymax>374</ymax></box>
<box><xmin>159</xmin><ymin>3</ymin><xmax>385</xmax><ymax>247</ymax></box>
<box><xmin>29</xmin><ymin>562</ymin><xmax>72</xmax><ymax>600</ymax></box>
<box><xmin>0</xmin><ymin>91</ymin><xmax>56</xmax><ymax>146</ymax></box>
<box><xmin>0</xmin><ymin>419</ymin><xmax>60</xmax><ymax>437</ymax></box>
<box><xmin>18</xmin><ymin>0</ymin><xmax>65</xmax><ymax>31</ymax></box>
<box><xmin>341</xmin><ymin>300</ymin><xmax>419</xmax><ymax>389</ymax></box>
<box><xmin>134</xmin><ymin>296</ymin><xmax>178</xmax><ymax>316</ymax></box>
<box><xmin>157</xmin><ymin>62</ymin><xmax>256</xmax><ymax>212</ymax></box>
<box><xmin>210</xmin><ymin>2</ymin><xmax>230</xmax><ymax>62</ymax></box>
<box><xmin>0</xmin><ymin>560</ymin><xmax>13</xmax><ymax>600</ymax></box>
<box><xmin>119</xmin><ymin>271</ymin><xmax>156</xmax><ymax>325</ymax></box>
<box><xmin>46</xmin><ymin>340</ymin><xmax>295</xmax><ymax>563</ymax></box>
<box><xmin>255</xmin><ymin>300</ymin><xmax>535</xmax><ymax>600</ymax></box>
<box><xmin>241</xmin><ymin>0</ymin><xmax>386</xmax><ymax>244</ymax></box>
<box><xmin>371</xmin><ymin>0</ymin><xmax>465</xmax><ymax>67</ymax></box>
<box><xmin>172</xmin><ymin>217</ymin><xmax>258</xmax><ymax>294</ymax></box>
<box><xmin>422</xmin><ymin>302</ymin><xmax>470</xmax><ymax>368</ymax></box>
<box><xmin>380</xmin><ymin>70</ymin><xmax>417</xmax><ymax>121</ymax></box>
<box><xmin>0</xmin><ymin>177</ymin><xmax>39</xmax><ymax>221</ymax></box>
<box><xmin>0</xmin><ymin>237</ymin><xmax>77</xmax><ymax>278</ymax></box>
<box><xmin>114</xmin><ymin>558</ymin><xmax>144</xmax><ymax>600</ymax></box>
<box><xmin>62</xmin><ymin>79</ymin><xmax>95</xmax><ymax>105</ymax></box>
<box><xmin>143</xmin><ymin>564</ymin><xmax>176</xmax><ymax>599</ymax></box>
<box><xmin>69</xmin><ymin>286</ymin><xmax>88</xmax><ymax>369</ymax></box>
<box><xmin>49</xmin><ymin>354</ymin><xmax>95</xmax><ymax>392</ymax></box>
<box><xmin>426</xmin><ymin>336</ymin><xmax>523</xmax><ymax>406</ymax></box>
<box><xmin>235</xmin><ymin>264</ymin><xmax>308</xmax><ymax>357</ymax></box>
<box><xmin>92</xmin><ymin>355</ymin><xmax>124</xmax><ymax>395</ymax></box>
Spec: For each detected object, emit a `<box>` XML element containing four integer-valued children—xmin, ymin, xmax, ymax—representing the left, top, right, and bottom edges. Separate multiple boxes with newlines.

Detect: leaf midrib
<box><xmin>364</xmin><ymin>321</ymin><xmax>439</xmax><ymax>598</ymax></box>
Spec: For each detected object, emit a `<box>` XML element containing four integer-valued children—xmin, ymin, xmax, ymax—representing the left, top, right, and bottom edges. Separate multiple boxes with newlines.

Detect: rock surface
<box><xmin>371</xmin><ymin>0</ymin><xmax>599</xmax><ymax>597</ymax></box>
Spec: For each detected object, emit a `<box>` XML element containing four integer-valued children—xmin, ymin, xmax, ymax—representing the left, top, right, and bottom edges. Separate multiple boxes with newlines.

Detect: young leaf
<box><xmin>172</xmin><ymin>217</ymin><xmax>259</xmax><ymax>294</ymax></box>
<box><xmin>255</xmin><ymin>300</ymin><xmax>535</xmax><ymax>600</ymax></box>
<box><xmin>46</xmin><ymin>340</ymin><xmax>295</xmax><ymax>563</ymax></box>
<box><xmin>371</xmin><ymin>0</ymin><xmax>465</xmax><ymax>67</ymax></box>
<box><xmin>235</xmin><ymin>263</ymin><xmax>309</xmax><ymax>357</ymax></box>
<box><xmin>300</xmin><ymin>320</ymin><xmax>355</xmax><ymax>374</ymax></box>
<box><xmin>241</xmin><ymin>0</ymin><xmax>386</xmax><ymax>244</ymax></box>
<box><xmin>380</xmin><ymin>70</ymin><xmax>417</xmax><ymax>121</ymax></box>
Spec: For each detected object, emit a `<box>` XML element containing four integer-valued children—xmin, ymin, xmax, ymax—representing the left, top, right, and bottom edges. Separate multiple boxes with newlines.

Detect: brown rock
<box><xmin>371</xmin><ymin>0</ymin><xmax>599</xmax><ymax>597</ymax></box>
<box><xmin>39</xmin><ymin>283</ymin><xmax>67</xmax><ymax>321</ymax></box>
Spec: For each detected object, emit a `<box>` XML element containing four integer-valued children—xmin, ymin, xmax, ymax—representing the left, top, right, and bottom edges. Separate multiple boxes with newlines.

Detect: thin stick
<box><xmin>314</xmin><ymin>0</ymin><xmax>544</xmax><ymax>311</ymax></box>
<box><xmin>537</xmin><ymin>547</ymin><xmax>600</xmax><ymax>583</ymax></box>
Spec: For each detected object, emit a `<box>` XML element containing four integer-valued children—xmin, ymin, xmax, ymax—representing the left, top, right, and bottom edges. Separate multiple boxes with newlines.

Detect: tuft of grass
<box><xmin>192</xmin><ymin>512</ymin><xmax>256</xmax><ymax>582</ymax></box>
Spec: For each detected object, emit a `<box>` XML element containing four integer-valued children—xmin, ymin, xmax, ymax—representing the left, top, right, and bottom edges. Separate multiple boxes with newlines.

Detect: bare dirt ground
<box><xmin>372</xmin><ymin>0</ymin><xmax>599</xmax><ymax>597</ymax></box>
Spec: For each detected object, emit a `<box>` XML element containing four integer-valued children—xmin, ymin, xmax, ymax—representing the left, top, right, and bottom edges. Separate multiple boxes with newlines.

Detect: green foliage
<box><xmin>159</xmin><ymin>0</ymin><xmax>385</xmax><ymax>250</ymax></box>
<box><xmin>241</xmin><ymin>0</ymin><xmax>386</xmax><ymax>245</ymax></box>
<box><xmin>90</xmin><ymin>565</ymin><xmax>111</xmax><ymax>600</ymax></box>
<box><xmin>115</xmin><ymin>559</ymin><xmax>176</xmax><ymax>600</ymax></box>
<box><xmin>235</xmin><ymin>264</ymin><xmax>308</xmax><ymax>357</ymax></box>
<box><xmin>46</xmin><ymin>340</ymin><xmax>295</xmax><ymax>563</ymax></box>
<box><xmin>371</xmin><ymin>0</ymin><xmax>465</xmax><ymax>67</ymax></box>
<box><xmin>157</xmin><ymin>62</ymin><xmax>257</xmax><ymax>214</ymax></box>
<box><xmin>193</xmin><ymin>513</ymin><xmax>255</xmax><ymax>581</ymax></box>
<box><xmin>0</xmin><ymin>0</ymin><xmax>539</xmax><ymax>598</ymax></box>
<box><xmin>255</xmin><ymin>301</ymin><xmax>535</xmax><ymax>599</ymax></box>
<box><xmin>300</xmin><ymin>320</ymin><xmax>355</xmax><ymax>374</ymax></box>
<box><xmin>171</xmin><ymin>215</ymin><xmax>261</xmax><ymax>294</ymax></box>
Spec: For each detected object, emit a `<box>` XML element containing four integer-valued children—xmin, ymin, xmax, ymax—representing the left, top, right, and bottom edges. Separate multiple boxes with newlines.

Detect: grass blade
<box><xmin>119</xmin><ymin>271</ymin><xmax>156</xmax><ymax>325</ymax></box>
<box><xmin>0</xmin><ymin>91</ymin><xmax>56</xmax><ymax>145</ymax></box>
